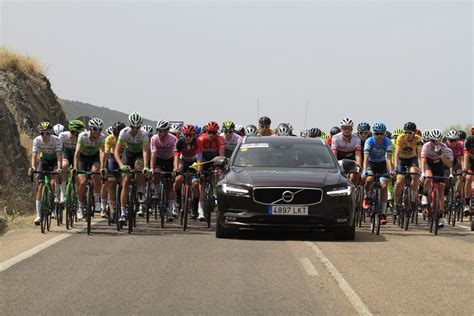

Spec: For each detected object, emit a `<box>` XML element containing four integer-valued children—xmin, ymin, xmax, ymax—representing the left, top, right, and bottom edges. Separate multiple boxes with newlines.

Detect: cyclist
<box><xmin>275</xmin><ymin>123</ymin><xmax>290</xmax><ymax>136</ymax></box>
<box><xmin>420</xmin><ymin>129</ymin><xmax>453</xmax><ymax>228</ymax></box>
<box><xmin>421</xmin><ymin>130</ymin><xmax>430</xmax><ymax>144</ymax></box>
<box><xmin>196</xmin><ymin>121</ymin><xmax>225</xmax><ymax>221</ymax></box>
<box><xmin>459</xmin><ymin>130</ymin><xmax>467</xmax><ymax>142</ymax></box>
<box><xmin>105</xmin><ymin>126</ymin><xmax>113</xmax><ymax>136</ymax></box>
<box><xmin>331</xmin><ymin>118</ymin><xmax>361</xmax><ymax>185</ymax></box>
<box><xmin>169</xmin><ymin>123</ymin><xmax>181</xmax><ymax>139</ymax></box>
<box><xmin>115</xmin><ymin>112</ymin><xmax>150</xmax><ymax>223</ymax></box>
<box><xmin>53</xmin><ymin>123</ymin><xmax>65</xmax><ymax>137</ymax></box>
<box><xmin>234</xmin><ymin>125</ymin><xmax>245</xmax><ymax>137</ymax></box>
<box><xmin>142</xmin><ymin>125</ymin><xmax>154</xmax><ymax>140</ymax></box>
<box><xmin>220</xmin><ymin>120</ymin><xmax>242</xmax><ymax>158</ymax></box>
<box><xmin>307</xmin><ymin>127</ymin><xmax>322</xmax><ymax>138</ymax></box>
<box><xmin>462</xmin><ymin>127</ymin><xmax>474</xmax><ymax>216</ymax></box>
<box><xmin>445</xmin><ymin>130</ymin><xmax>464</xmax><ymax>205</ymax></box>
<box><xmin>194</xmin><ymin>124</ymin><xmax>202</xmax><ymax>137</ymax></box>
<box><xmin>362</xmin><ymin>122</ymin><xmax>394</xmax><ymax>224</ymax></box>
<box><xmin>174</xmin><ymin>124</ymin><xmax>202</xmax><ymax>219</ymax></box>
<box><xmin>150</xmin><ymin>119</ymin><xmax>178</xmax><ymax>220</ymax></box>
<box><xmin>392</xmin><ymin>122</ymin><xmax>422</xmax><ymax>214</ymax></box>
<box><xmin>58</xmin><ymin>120</ymin><xmax>85</xmax><ymax>207</ymax></box>
<box><xmin>72</xmin><ymin>118</ymin><xmax>106</xmax><ymax>220</ymax></box>
<box><xmin>103</xmin><ymin>121</ymin><xmax>126</xmax><ymax>220</ymax></box>
<box><xmin>245</xmin><ymin>124</ymin><xmax>258</xmax><ymax>136</ymax></box>
<box><xmin>326</xmin><ymin>126</ymin><xmax>341</xmax><ymax>146</ymax></box>
<box><xmin>28</xmin><ymin>121</ymin><xmax>62</xmax><ymax>225</ymax></box>
<box><xmin>258</xmin><ymin>116</ymin><xmax>273</xmax><ymax>136</ymax></box>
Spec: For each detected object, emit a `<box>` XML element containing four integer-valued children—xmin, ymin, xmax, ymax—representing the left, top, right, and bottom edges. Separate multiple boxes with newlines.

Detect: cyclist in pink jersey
<box><xmin>331</xmin><ymin>118</ymin><xmax>361</xmax><ymax>185</ymax></box>
<box><xmin>445</xmin><ymin>130</ymin><xmax>464</xmax><ymax>200</ymax></box>
<box><xmin>150</xmin><ymin>120</ymin><xmax>178</xmax><ymax>220</ymax></box>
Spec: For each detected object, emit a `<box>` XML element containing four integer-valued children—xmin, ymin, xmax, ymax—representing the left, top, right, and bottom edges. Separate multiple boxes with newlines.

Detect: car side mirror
<box><xmin>338</xmin><ymin>159</ymin><xmax>356</xmax><ymax>173</ymax></box>
<box><xmin>212</xmin><ymin>156</ymin><xmax>228</xmax><ymax>168</ymax></box>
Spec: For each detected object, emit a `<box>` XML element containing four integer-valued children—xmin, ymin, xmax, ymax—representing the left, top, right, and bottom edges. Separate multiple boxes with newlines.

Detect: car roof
<box><xmin>242</xmin><ymin>136</ymin><xmax>326</xmax><ymax>145</ymax></box>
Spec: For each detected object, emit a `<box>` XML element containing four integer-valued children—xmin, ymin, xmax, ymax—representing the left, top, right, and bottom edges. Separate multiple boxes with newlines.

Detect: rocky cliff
<box><xmin>0</xmin><ymin>49</ymin><xmax>67</xmax><ymax>214</ymax></box>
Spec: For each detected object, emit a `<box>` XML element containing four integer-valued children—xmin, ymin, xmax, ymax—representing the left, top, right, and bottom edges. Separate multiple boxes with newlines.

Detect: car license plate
<box><xmin>269</xmin><ymin>205</ymin><xmax>308</xmax><ymax>215</ymax></box>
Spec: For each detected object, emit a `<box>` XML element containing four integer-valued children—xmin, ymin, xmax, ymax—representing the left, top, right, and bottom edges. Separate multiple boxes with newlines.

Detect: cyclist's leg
<box><xmin>409</xmin><ymin>158</ymin><xmax>420</xmax><ymax>205</ymax></box>
<box><xmin>60</xmin><ymin>157</ymin><xmax>70</xmax><ymax>203</ymax></box>
<box><xmin>134</xmin><ymin>158</ymin><xmax>145</xmax><ymax>215</ymax></box>
<box><xmin>192</xmin><ymin>175</ymin><xmax>201</xmax><ymax>218</ymax></box>
<box><xmin>163</xmin><ymin>158</ymin><xmax>176</xmax><ymax>213</ymax></box>
<box><xmin>34</xmin><ymin>160</ymin><xmax>49</xmax><ymax>223</ymax></box>
<box><xmin>464</xmin><ymin>164</ymin><xmax>473</xmax><ymax>215</ymax></box>
<box><xmin>76</xmin><ymin>155</ymin><xmax>90</xmax><ymax>220</ymax></box>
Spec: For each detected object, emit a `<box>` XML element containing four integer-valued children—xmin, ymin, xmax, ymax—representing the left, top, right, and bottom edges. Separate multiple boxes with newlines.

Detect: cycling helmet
<box><xmin>68</xmin><ymin>120</ymin><xmax>85</xmax><ymax>133</ymax></box>
<box><xmin>170</xmin><ymin>123</ymin><xmax>181</xmax><ymax>134</ymax></box>
<box><xmin>403</xmin><ymin>122</ymin><xmax>417</xmax><ymax>132</ymax></box>
<box><xmin>357</xmin><ymin>122</ymin><xmax>370</xmax><ymax>132</ymax></box>
<box><xmin>88</xmin><ymin>117</ymin><xmax>104</xmax><ymax>129</ymax></box>
<box><xmin>330</xmin><ymin>126</ymin><xmax>341</xmax><ymax>136</ymax></box>
<box><xmin>142</xmin><ymin>125</ymin><xmax>153</xmax><ymax>135</ymax></box>
<box><xmin>287</xmin><ymin>123</ymin><xmax>294</xmax><ymax>134</ymax></box>
<box><xmin>393</xmin><ymin>128</ymin><xmax>404</xmax><ymax>139</ymax></box>
<box><xmin>459</xmin><ymin>130</ymin><xmax>467</xmax><ymax>140</ymax></box>
<box><xmin>222</xmin><ymin>120</ymin><xmax>235</xmax><ymax>131</ymax></box>
<box><xmin>446</xmin><ymin>129</ymin><xmax>459</xmax><ymax>140</ymax></box>
<box><xmin>38</xmin><ymin>121</ymin><xmax>53</xmax><ymax>132</ymax></box>
<box><xmin>105</xmin><ymin>126</ymin><xmax>113</xmax><ymax>136</ymax></box>
<box><xmin>156</xmin><ymin>119</ymin><xmax>170</xmax><ymax>130</ymax></box>
<box><xmin>181</xmin><ymin>124</ymin><xmax>196</xmax><ymax>135</ymax></box>
<box><xmin>321</xmin><ymin>131</ymin><xmax>327</xmax><ymax>138</ymax></box>
<box><xmin>276</xmin><ymin>123</ymin><xmax>290</xmax><ymax>136</ymax></box>
<box><xmin>373</xmin><ymin>122</ymin><xmax>387</xmax><ymax>133</ymax></box>
<box><xmin>194</xmin><ymin>124</ymin><xmax>202</xmax><ymax>135</ymax></box>
<box><xmin>53</xmin><ymin>124</ymin><xmax>64</xmax><ymax>136</ymax></box>
<box><xmin>430</xmin><ymin>129</ymin><xmax>443</xmax><ymax>142</ymax></box>
<box><xmin>259</xmin><ymin>116</ymin><xmax>271</xmax><ymax>126</ymax></box>
<box><xmin>206</xmin><ymin>121</ymin><xmax>219</xmax><ymax>133</ymax></box>
<box><xmin>128</xmin><ymin>112</ymin><xmax>143</xmax><ymax>128</ymax></box>
<box><xmin>340</xmin><ymin>118</ymin><xmax>353</xmax><ymax>127</ymax></box>
<box><xmin>415</xmin><ymin>129</ymin><xmax>422</xmax><ymax>137</ymax></box>
<box><xmin>300</xmin><ymin>129</ymin><xmax>308</xmax><ymax>137</ymax></box>
<box><xmin>245</xmin><ymin>124</ymin><xmax>258</xmax><ymax>136</ymax></box>
<box><xmin>234</xmin><ymin>124</ymin><xmax>244</xmax><ymax>135</ymax></box>
<box><xmin>112</xmin><ymin>121</ymin><xmax>126</xmax><ymax>135</ymax></box>
<box><xmin>421</xmin><ymin>130</ymin><xmax>431</xmax><ymax>142</ymax></box>
<box><xmin>307</xmin><ymin>127</ymin><xmax>322</xmax><ymax>138</ymax></box>
<box><xmin>385</xmin><ymin>131</ymin><xmax>392</xmax><ymax>139</ymax></box>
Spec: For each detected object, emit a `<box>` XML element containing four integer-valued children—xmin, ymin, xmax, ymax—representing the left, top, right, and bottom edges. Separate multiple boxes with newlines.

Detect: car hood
<box><xmin>223</xmin><ymin>167</ymin><xmax>346</xmax><ymax>188</ymax></box>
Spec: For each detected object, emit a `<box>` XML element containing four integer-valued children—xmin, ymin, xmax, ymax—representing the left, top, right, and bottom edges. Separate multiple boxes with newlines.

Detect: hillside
<box><xmin>0</xmin><ymin>48</ymin><xmax>67</xmax><ymax>214</ymax></box>
<box><xmin>63</xmin><ymin>99</ymin><xmax>157</xmax><ymax>129</ymax></box>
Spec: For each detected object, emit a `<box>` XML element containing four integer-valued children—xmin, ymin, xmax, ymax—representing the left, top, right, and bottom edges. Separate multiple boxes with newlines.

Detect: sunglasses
<box><xmin>91</xmin><ymin>127</ymin><xmax>102</xmax><ymax>132</ymax></box>
<box><xmin>404</xmin><ymin>131</ymin><xmax>414</xmax><ymax>135</ymax></box>
<box><xmin>157</xmin><ymin>129</ymin><xmax>168</xmax><ymax>133</ymax></box>
<box><xmin>358</xmin><ymin>131</ymin><xmax>369</xmax><ymax>135</ymax></box>
<box><xmin>208</xmin><ymin>131</ymin><xmax>217</xmax><ymax>135</ymax></box>
<box><xmin>374</xmin><ymin>132</ymin><xmax>384</xmax><ymax>136</ymax></box>
<box><xmin>185</xmin><ymin>134</ymin><xmax>194</xmax><ymax>138</ymax></box>
<box><xmin>40</xmin><ymin>131</ymin><xmax>51</xmax><ymax>136</ymax></box>
<box><xmin>131</xmin><ymin>126</ymin><xmax>141</xmax><ymax>130</ymax></box>
<box><xmin>224</xmin><ymin>130</ymin><xmax>233</xmax><ymax>134</ymax></box>
<box><xmin>341</xmin><ymin>126</ymin><xmax>352</xmax><ymax>130</ymax></box>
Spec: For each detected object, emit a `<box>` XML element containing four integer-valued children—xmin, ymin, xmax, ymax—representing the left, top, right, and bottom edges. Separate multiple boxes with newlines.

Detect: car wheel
<box><xmin>215</xmin><ymin>215</ymin><xmax>236</xmax><ymax>239</ymax></box>
<box><xmin>334</xmin><ymin>222</ymin><xmax>356</xmax><ymax>241</ymax></box>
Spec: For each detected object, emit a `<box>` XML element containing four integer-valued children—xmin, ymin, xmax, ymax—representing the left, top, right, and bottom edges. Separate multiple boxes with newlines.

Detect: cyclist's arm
<box><xmin>143</xmin><ymin>143</ymin><xmax>150</xmax><ymax>169</ymax></box>
<box><xmin>420</xmin><ymin>157</ymin><xmax>426</xmax><ymax>175</ymax></box>
<box><xmin>441</xmin><ymin>155</ymin><xmax>452</xmax><ymax>169</ymax></box>
<box><xmin>363</xmin><ymin>152</ymin><xmax>368</xmax><ymax>172</ymax></box>
<box><xmin>56</xmin><ymin>151</ymin><xmax>62</xmax><ymax>170</ymax></box>
<box><xmin>150</xmin><ymin>150</ymin><xmax>156</xmax><ymax>171</ymax></box>
<box><xmin>73</xmin><ymin>143</ymin><xmax>81</xmax><ymax>170</ymax></box>
<box><xmin>114</xmin><ymin>143</ymin><xmax>124</xmax><ymax>167</ymax></box>
<box><xmin>173</xmin><ymin>152</ymin><xmax>180</xmax><ymax>171</ymax></box>
<box><xmin>31</xmin><ymin>152</ymin><xmax>38</xmax><ymax>169</ymax></box>
<box><xmin>393</xmin><ymin>147</ymin><xmax>399</xmax><ymax>169</ymax></box>
<box><xmin>197</xmin><ymin>157</ymin><xmax>203</xmax><ymax>172</ymax></box>
<box><xmin>355</xmin><ymin>150</ymin><xmax>362</xmax><ymax>167</ymax></box>
<box><xmin>462</xmin><ymin>152</ymin><xmax>468</xmax><ymax>171</ymax></box>
<box><xmin>386</xmin><ymin>153</ymin><xmax>393</xmax><ymax>172</ymax></box>
<box><xmin>99</xmin><ymin>143</ymin><xmax>105</xmax><ymax>170</ymax></box>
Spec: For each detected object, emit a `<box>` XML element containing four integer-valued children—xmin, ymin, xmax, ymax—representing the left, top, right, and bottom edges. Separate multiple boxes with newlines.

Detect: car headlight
<box><xmin>326</xmin><ymin>186</ymin><xmax>352</xmax><ymax>196</ymax></box>
<box><xmin>220</xmin><ymin>183</ymin><xmax>250</xmax><ymax>196</ymax></box>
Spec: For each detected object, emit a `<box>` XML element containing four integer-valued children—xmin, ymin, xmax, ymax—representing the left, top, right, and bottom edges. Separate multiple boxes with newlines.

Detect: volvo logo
<box><xmin>282</xmin><ymin>191</ymin><xmax>295</xmax><ymax>203</ymax></box>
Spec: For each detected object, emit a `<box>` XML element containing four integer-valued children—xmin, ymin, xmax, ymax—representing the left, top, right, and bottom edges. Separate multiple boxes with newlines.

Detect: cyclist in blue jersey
<box><xmin>362</xmin><ymin>122</ymin><xmax>394</xmax><ymax>225</ymax></box>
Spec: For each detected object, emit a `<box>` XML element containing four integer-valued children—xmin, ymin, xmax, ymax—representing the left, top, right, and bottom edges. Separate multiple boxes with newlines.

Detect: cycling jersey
<box><xmin>396</xmin><ymin>134</ymin><xmax>422</xmax><ymax>159</ymax></box>
<box><xmin>464</xmin><ymin>136</ymin><xmax>474</xmax><ymax>157</ymax></box>
<box><xmin>32</xmin><ymin>135</ymin><xmax>61</xmax><ymax>160</ymax></box>
<box><xmin>220</xmin><ymin>132</ymin><xmax>242</xmax><ymax>158</ymax></box>
<box><xmin>197</xmin><ymin>133</ymin><xmax>225</xmax><ymax>161</ymax></box>
<box><xmin>258</xmin><ymin>128</ymin><xmax>274</xmax><ymax>136</ymax></box>
<box><xmin>104</xmin><ymin>134</ymin><xmax>117</xmax><ymax>154</ymax></box>
<box><xmin>446</xmin><ymin>140</ymin><xmax>463</xmax><ymax>160</ymax></box>
<box><xmin>58</xmin><ymin>131</ymin><xmax>78</xmax><ymax>157</ymax></box>
<box><xmin>150</xmin><ymin>133</ymin><xmax>177</xmax><ymax>160</ymax></box>
<box><xmin>364</xmin><ymin>136</ymin><xmax>392</xmax><ymax>162</ymax></box>
<box><xmin>117</xmin><ymin>127</ymin><xmax>148</xmax><ymax>153</ymax></box>
<box><xmin>175</xmin><ymin>138</ymin><xmax>203</xmax><ymax>163</ymax></box>
<box><xmin>421</xmin><ymin>142</ymin><xmax>450</xmax><ymax>162</ymax></box>
<box><xmin>77</xmin><ymin>131</ymin><xmax>105</xmax><ymax>156</ymax></box>
<box><xmin>331</xmin><ymin>132</ymin><xmax>361</xmax><ymax>160</ymax></box>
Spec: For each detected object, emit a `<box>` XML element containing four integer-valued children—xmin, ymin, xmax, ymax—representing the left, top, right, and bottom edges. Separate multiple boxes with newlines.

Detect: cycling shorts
<box><xmin>107</xmin><ymin>156</ymin><xmax>119</xmax><ymax>177</ymax></box>
<box><xmin>62</xmin><ymin>148</ymin><xmax>75</xmax><ymax>166</ymax></box>
<box><xmin>367</xmin><ymin>161</ymin><xmax>388</xmax><ymax>182</ymax></box>
<box><xmin>37</xmin><ymin>158</ymin><xmax>57</xmax><ymax>183</ymax></box>
<box><xmin>78</xmin><ymin>153</ymin><xmax>100</xmax><ymax>174</ymax></box>
<box><xmin>426</xmin><ymin>160</ymin><xmax>446</xmax><ymax>183</ymax></box>
<box><xmin>154</xmin><ymin>157</ymin><xmax>174</xmax><ymax>173</ymax></box>
<box><xmin>122</xmin><ymin>149</ymin><xmax>143</xmax><ymax>167</ymax></box>
<box><xmin>397</xmin><ymin>157</ymin><xmax>418</xmax><ymax>173</ymax></box>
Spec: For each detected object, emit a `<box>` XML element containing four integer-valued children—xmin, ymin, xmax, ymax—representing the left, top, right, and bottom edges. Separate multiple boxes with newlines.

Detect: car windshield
<box><xmin>233</xmin><ymin>141</ymin><xmax>337</xmax><ymax>168</ymax></box>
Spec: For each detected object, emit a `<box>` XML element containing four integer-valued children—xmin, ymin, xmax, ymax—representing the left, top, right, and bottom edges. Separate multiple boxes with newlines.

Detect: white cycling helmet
<box><xmin>446</xmin><ymin>129</ymin><xmax>459</xmax><ymax>140</ymax></box>
<box><xmin>245</xmin><ymin>124</ymin><xmax>258</xmax><ymax>136</ymax></box>
<box><xmin>53</xmin><ymin>124</ymin><xmax>64</xmax><ymax>136</ymax></box>
<box><xmin>169</xmin><ymin>123</ymin><xmax>181</xmax><ymax>134</ymax></box>
<box><xmin>142</xmin><ymin>125</ymin><xmax>153</xmax><ymax>135</ymax></box>
<box><xmin>156</xmin><ymin>119</ymin><xmax>170</xmax><ymax>130</ymax></box>
<box><xmin>88</xmin><ymin>117</ymin><xmax>104</xmax><ymax>129</ymax></box>
<box><xmin>276</xmin><ymin>123</ymin><xmax>290</xmax><ymax>136</ymax></box>
<box><xmin>128</xmin><ymin>112</ymin><xmax>143</xmax><ymax>128</ymax></box>
<box><xmin>340</xmin><ymin>118</ymin><xmax>354</xmax><ymax>127</ymax></box>
<box><xmin>105</xmin><ymin>126</ymin><xmax>113</xmax><ymax>136</ymax></box>
<box><xmin>422</xmin><ymin>130</ymin><xmax>431</xmax><ymax>142</ymax></box>
<box><xmin>430</xmin><ymin>129</ymin><xmax>443</xmax><ymax>142</ymax></box>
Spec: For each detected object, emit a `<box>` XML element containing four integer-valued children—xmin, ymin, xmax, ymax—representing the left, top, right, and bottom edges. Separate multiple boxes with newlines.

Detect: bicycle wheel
<box><xmin>115</xmin><ymin>183</ymin><xmax>122</xmax><ymax>231</ymax></box>
<box><xmin>205</xmin><ymin>186</ymin><xmax>213</xmax><ymax>228</ymax></box>
<box><xmin>183</xmin><ymin>186</ymin><xmax>189</xmax><ymax>231</ymax></box>
<box><xmin>374</xmin><ymin>212</ymin><xmax>380</xmax><ymax>235</ymax></box>
<box><xmin>403</xmin><ymin>187</ymin><xmax>411</xmax><ymax>231</ymax></box>
<box><xmin>145</xmin><ymin>182</ymin><xmax>151</xmax><ymax>223</ymax></box>
<box><xmin>433</xmin><ymin>190</ymin><xmax>440</xmax><ymax>236</ymax></box>
<box><xmin>128</xmin><ymin>187</ymin><xmax>135</xmax><ymax>234</ymax></box>
<box><xmin>160</xmin><ymin>182</ymin><xmax>166</xmax><ymax>229</ymax></box>
<box><xmin>65</xmin><ymin>182</ymin><xmax>73</xmax><ymax>230</ymax></box>
<box><xmin>86</xmin><ymin>185</ymin><xmax>92</xmax><ymax>235</ymax></box>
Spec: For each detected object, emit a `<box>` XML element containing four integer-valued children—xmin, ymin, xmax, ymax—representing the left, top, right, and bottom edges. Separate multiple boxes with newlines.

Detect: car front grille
<box><xmin>253</xmin><ymin>187</ymin><xmax>323</xmax><ymax>205</ymax></box>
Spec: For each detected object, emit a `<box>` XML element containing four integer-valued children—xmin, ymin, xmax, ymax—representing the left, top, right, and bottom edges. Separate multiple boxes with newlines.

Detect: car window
<box><xmin>233</xmin><ymin>141</ymin><xmax>336</xmax><ymax>168</ymax></box>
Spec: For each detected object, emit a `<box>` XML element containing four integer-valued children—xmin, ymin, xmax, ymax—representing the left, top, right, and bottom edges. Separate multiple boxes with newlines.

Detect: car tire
<box><xmin>215</xmin><ymin>215</ymin><xmax>236</xmax><ymax>239</ymax></box>
<box><xmin>334</xmin><ymin>223</ymin><xmax>356</xmax><ymax>241</ymax></box>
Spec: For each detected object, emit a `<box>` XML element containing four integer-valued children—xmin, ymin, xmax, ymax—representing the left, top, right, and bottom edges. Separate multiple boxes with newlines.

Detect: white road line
<box><xmin>300</xmin><ymin>257</ymin><xmax>319</xmax><ymax>276</ymax></box>
<box><xmin>305</xmin><ymin>242</ymin><xmax>373</xmax><ymax>316</ymax></box>
<box><xmin>0</xmin><ymin>220</ymin><xmax>102</xmax><ymax>273</ymax></box>
<box><xmin>455</xmin><ymin>224</ymin><xmax>471</xmax><ymax>231</ymax></box>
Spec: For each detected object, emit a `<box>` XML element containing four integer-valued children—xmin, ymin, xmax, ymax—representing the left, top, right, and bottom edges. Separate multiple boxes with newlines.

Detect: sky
<box><xmin>1</xmin><ymin>0</ymin><xmax>472</xmax><ymax>133</ymax></box>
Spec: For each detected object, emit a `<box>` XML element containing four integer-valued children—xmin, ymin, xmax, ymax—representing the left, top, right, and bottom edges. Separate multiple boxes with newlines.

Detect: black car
<box><xmin>214</xmin><ymin>136</ymin><xmax>356</xmax><ymax>240</ymax></box>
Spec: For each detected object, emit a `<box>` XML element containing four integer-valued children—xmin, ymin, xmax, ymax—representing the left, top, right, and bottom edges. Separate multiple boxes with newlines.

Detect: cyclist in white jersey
<box><xmin>28</xmin><ymin>121</ymin><xmax>62</xmax><ymax>225</ymax></box>
<box><xmin>220</xmin><ymin>120</ymin><xmax>242</xmax><ymax>158</ymax></box>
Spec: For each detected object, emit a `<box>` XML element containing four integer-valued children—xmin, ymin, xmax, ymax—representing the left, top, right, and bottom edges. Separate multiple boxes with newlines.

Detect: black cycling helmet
<box><xmin>459</xmin><ymin>130</ymin><xmax>467</xmax><ymax>140</ymax></box>
<box><xmin>330</xmin><ymin>126</ymin><xmax>341</xmax><ymax>136</ymax></box>
<box><xmin>403</xmin><ymin>122</ymin><xmax>417</xmax><ymax>132</ymax></box>
<box><xmin>112</xmin><ymin>121</ymin><xmax>126</xmax><ymax>135</ymax></box>
<box><xmin>259</xmin><ymin>116</ymin><xmax>271</xmax><ymax>126</ymax></box>
<box><xmin>357</xmin><ymin>122</ymin><xmax>370</xmax><ymax>132</ymax></box>
<box><xmin>307</xmin><ymin>127</ymin><xmax>322</xmax><ymax>138</ymax></box>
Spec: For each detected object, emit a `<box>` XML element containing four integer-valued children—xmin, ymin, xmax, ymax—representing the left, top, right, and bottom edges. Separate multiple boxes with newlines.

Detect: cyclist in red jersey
<box><xmin>196</xmin><ymin>121</ymin><xmax>225</xmax><ymax>221</ymax></box>
<box><xmin>462</xmin><ymin>126</ymin><xmax>474</xmax><ymax>216</ymax></box>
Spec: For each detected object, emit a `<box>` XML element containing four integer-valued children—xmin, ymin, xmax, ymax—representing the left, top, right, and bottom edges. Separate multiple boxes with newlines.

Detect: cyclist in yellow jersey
<box><xmin>258</xmin><ymin>116</ymin><xmax>274</xmax><ymax>136</ymax></box>
<box><xmin>387</xmin><ymin>128</ymin><xmax>403</xmax><ymax>204</ymax></box>
<box><xmin>103</xmin><ymin>122</ymin><xmax>125</xmax><ymax>219</ymax></box>
<box><xmin>393</xmin><ymin>122</ymin><xmax>422</xmax><ymax>213</ymax></box>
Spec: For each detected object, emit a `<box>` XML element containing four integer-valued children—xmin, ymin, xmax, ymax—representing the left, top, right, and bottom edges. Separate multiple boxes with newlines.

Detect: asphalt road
<box><xmin>1</xmin><ymin>214</ymin><xmax>473</xmax><ymax>315</ymax></box>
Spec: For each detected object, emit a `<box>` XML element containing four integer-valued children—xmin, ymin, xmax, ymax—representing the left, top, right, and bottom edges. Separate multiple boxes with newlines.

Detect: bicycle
<box><xmin>347</xmin><ymin>170</ymin><xmax>364</xmax><ymax>228</ymax></box>
<box><xmin>152</xmin><ymin>171</ymin><xmax>174</xmax><ymax>229</ymax></box>
<box><xmin>201</xmin><ymin>167</ymin><xmax>221</xmax><ymax>228</ymax></box>
<box><xmin>123</xmin><ymin>169</ymin><xmax>145</xmax><ymax>234</ymax></box>
<box><xmin>423</xmin><ymin>175</ymin><xmax>448</xmax><ymax>236</ymax></box>
<box><xmin>394</xmin><ymin>171</ymin><xmax>420</xmax><ymax>231</ymax></box>
<box><xmin>30</xmin><ymin>170</ymin><xmax>60</xmax><ymax>234</ymax></box>
<box><xmin>64</xmin><ymin>169</ymin><xmax>78</xmax><ymax>230</ymax></box>
<box><xmin>79</xmin><ymin>171</ymin><xmax>102</xmax><ymax>235</ymax></box>
<box><xmin>365</xmin><ymin>173</ymin><xmax>391</xmax><ymax>235</ymax></box>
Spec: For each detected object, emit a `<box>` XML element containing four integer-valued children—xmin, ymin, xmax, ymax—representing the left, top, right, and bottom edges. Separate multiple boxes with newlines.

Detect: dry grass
<box><xmin>0</xmin><ymin>210</ymin><xmax>35</xmax><ymax>235</ymax></box>
<box><xmin>0</xmin><ymin>47</ymin><xmax>44</xmax><ymax>78</ymax></box>
<box><xmin>20</xmin><ymin>131</ymin><xmax>33</xmax><ymax>161</ymax></box>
